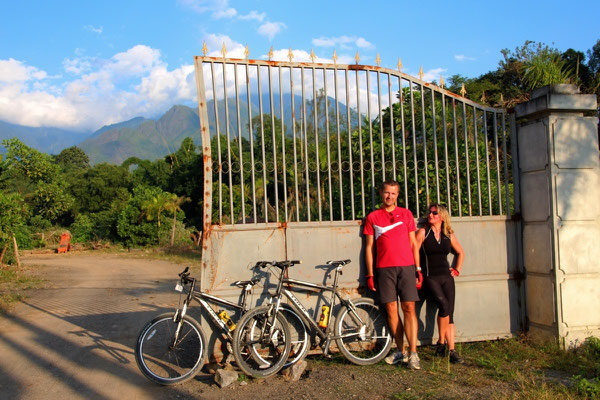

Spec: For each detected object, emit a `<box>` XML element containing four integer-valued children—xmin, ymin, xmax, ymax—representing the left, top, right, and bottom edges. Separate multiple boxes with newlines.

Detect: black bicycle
<box><xmin>232</xmin><ymin>260</ymin><xmax>392</xmax><ymax>377</ymax></box>
<box><xmin>135</xmin><ymin>266</ymin><xmax>291</xmax><ymax>384</ymax></box>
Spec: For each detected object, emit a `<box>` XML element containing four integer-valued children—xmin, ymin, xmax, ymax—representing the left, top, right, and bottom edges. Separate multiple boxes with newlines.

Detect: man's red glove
<box><xmin>450</xmin><ymin>268</ymin><xmax>460</xmax><ymax>277</ymax></box>
<box><xmin>416</xmin><ymin>269</ymin><xmax>423</xmax><ymax>290</ymax></box>
<box><xmin>366</xmin><ymin>275</ymin><xmax>376</xmax><ymax>291</ymax></box>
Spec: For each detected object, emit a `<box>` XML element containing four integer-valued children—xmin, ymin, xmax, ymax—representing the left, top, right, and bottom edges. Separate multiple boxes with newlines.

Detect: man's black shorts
<box><xmin>376</xmin><ymin>265</ymin><xmax>420</xmax><ymax>304</ymax></box>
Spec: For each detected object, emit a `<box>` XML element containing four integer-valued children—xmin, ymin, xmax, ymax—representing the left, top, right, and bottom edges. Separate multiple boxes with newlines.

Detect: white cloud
<box><xmin>312</xmin><ymin>36</ymin><xmax>374</xmax><ymax>50</ymax></box>
<box><xmin>213</xmin><ymin>7</ymin><xmax>237</xmax><ymax>18</ymax></box>
<box><xmin>0</xmin><ymin>58</ymin><xmax>47</xmax><ymax>82</ymax></box>
<box><xmin>63</xmin><ymin>57</ymin><xmax>93</xmax><ymax>75</ymax></box>
<box><xmin>238</xmin><ymin>10</ymin><xmax>265</xmax><ymax>22</ymax></box>
<box><xmin>454</xmin><ymin>54</ymin><xmax>476</xmax><ymax>61</ymax></box>
<box><xmin>84</xmin><ymin>25</ymin><xmax>103</xmax><ymax>34</ymax></box>
<box><xmin>205</xmin><ymin>33</ymin><xmax>246</xmax><ymax>58</ymax></box>
<box><xmin>0</xmin><ymin>45</ymin><xmax>198</xmax><ymax>131</ymax></box>
<box><xmin>421</xmin><ymin>67</ymin><xmax>447</xmax><ymax>83</ymax></box>
<box><xmin>178</xmin><ymin>0</ymin><xmax>230</xmax><ymax>14</ymax></box>
<box><xmin>257</xmin><ymin>21</ymin><xmax>286</xmax><ymax>41</ymax></box>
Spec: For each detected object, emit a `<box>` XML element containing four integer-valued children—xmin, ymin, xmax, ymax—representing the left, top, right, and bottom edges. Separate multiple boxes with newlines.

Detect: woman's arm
<box><xmin>449</xmin><ymin>233</ymin><xmax>465</xmax><ymax>272</ymax></box>
<box><xmin>415</xmin><ymin>228</ymin><xmax>426</xmax><ymax>249</ymax></box>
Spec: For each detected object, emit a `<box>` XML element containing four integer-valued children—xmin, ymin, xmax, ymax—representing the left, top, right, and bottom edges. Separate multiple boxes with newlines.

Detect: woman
<box><xmin>416</xmin><ymin>204</ymin><xmax>465</xmax><ymax>363</ymax></box>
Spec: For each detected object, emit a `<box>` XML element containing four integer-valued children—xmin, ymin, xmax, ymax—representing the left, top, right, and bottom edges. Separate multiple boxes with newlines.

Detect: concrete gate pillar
<box><xmin>515</xmin><ymin>84</ymin><xmax>599</xmax><ymax>347</ymax></box>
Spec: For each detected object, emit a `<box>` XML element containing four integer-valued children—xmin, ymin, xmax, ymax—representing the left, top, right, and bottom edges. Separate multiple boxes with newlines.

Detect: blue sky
<box><xmin>0</xmin><ymin>0</ymin><xmax>598</xmax><ymax>132</ymax></box>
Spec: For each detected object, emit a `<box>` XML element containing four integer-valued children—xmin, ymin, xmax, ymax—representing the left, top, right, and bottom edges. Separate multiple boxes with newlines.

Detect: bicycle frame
<box><xmin>175</xmin><ymin>276</ymin><xmax>252</xmax><ymax>344</ymax></box>
<box><xmin>268</xmin><ymin>264</ymin><xmax>369</xmax><ymax>356</ymax></box>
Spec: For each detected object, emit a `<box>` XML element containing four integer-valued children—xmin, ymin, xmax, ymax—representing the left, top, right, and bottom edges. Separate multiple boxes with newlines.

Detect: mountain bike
<box><xmin>135</xmin><ymin>266</ymin><xmax>292</xmax><ymax>384</ymax></box>
<box><xmin>232</xmin><ymin>259</ymin><xmax>392</xmax><ymax>376</ymax></box>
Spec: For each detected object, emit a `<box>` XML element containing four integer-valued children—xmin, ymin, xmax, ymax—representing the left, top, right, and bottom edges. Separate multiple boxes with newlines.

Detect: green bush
<box><xmin>71</xmin><ymin>214</ymin><xmax>95</xmax><ymax>243</ymax></box>
<box><xmin>574</xmin><ymin>375</ymin><xmax>600</xmax><ymax>399</ymax></box>
<box><xmin>116</xmin><ymin>186</ymin><xmax>165</xmax><ymax>247</ymax></box>
<box><xmin>158</xmin><ymin>219</ymin><xmax>193</xmax><ymax>247</ymax></box>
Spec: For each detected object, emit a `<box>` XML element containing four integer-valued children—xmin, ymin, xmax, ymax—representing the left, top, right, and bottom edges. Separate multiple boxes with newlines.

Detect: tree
<box><xmin>1</xmin><ymin>138</ymin><xmax>59</xmax><ymax>185</ymax></box>
<box><xmin>68</xmin><ymin>163</ymin><xmax>130</xmax><ymax>214</ymax></box>
<box><xmin>32</xmin><ymin>181</ymin><xmax>75</xmax><ymax>223</ymax></box>
<box><xmin>0</xmin><ymin>192</ymin><xmax>29</xmax><ymax>264</ymax></box>
<box><xmin>165</xmin><ymin>195</ymin><xmax>189</xmax><ymax>246</ymax></box>
<box><xmin>55</xmin><ymin>146</ymin><xmax>90</xmax><ymax>171</ymax></box>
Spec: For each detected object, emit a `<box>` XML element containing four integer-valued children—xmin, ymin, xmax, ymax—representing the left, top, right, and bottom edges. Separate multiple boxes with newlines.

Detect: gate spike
<box><xmin>500</xmin><ymin>93</ymin><xmax>504</xmax><ymax>104</ymax></box>
<box><xmin>460</xmin><ymin>83</ymin><xmax>467</xmax><ymax>97</ymax></box>
<box><xmin>440</xmin><ymin>74</ymin><xmax>445</xmax><ymax>88</ymax></box>
<box><xmin>221</xmin><ymin>42</ymin><xmax>227</xmax><ymax>58</ymax></box>
<box><xmin>288</xmin><ymin>47</ymin><xmax>294</xmax><ymax>62</ymax></box>
<box><xmin>332</xmin><ymin>49</ymin><xmax>338</xmax><ymax>65</ymax></box>
<box><xmin>397</xmin><ymin>58</ymin><xmax>402</xmax><ymax>72</ymax></box>
<box><xmin>375</xmin><ymin>53</ymin><xmax>381</xmax><ymax>67</ymax></box>
<box><xmin>310</xmin><ymin>49</ymin><xmax>316</xmax><ymax>63</ymax></box>
<box><xmin>201</xmin><ymin>41</ymin><xmax>208</xmax><ymax>57</ymax></box>
<box><xmin>418</xmin><ymin>66</ymin><xmax>424</xmax><ymax>81</ymax></box>
<box><xmin>268</xmin><ymin>46</ymin><xmax>274</xmax><ymax>61</ymax></box>
<box><xmin>355</xmin><ymin>51</ymin><xmax>360</xmax><ymax>64</ymax></box>
<box><xmin>244</xmin><ymin>44</ymin><xmax>249</xmax><ymax>59</ymax></box>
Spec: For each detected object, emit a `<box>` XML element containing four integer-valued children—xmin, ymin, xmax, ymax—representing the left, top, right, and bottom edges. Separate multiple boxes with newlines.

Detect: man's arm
<box><xmin>409</xmin><ymin>230</ymin><xmax>419</xmax><ymax>267</ymax></box>
<box><xmin>365</xmin><ymin>234</ymin><xmax>376</xmax><ymax>291</ymax></box>
<box><xmin>365</xmin><ymin>234</ymin><xmax>374</xmax><ymax>276</ymax></box>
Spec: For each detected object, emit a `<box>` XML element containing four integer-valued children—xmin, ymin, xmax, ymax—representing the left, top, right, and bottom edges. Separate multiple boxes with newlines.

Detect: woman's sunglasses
<box><xmin>428</xmin><ymin>210</ymin><xmax>439</xmax><ymax>215</ymax></box>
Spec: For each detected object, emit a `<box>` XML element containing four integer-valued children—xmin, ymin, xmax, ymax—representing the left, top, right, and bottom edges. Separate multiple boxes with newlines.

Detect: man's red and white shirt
<box><xmin>363</xmin><ymin>206</ymin><xmax>416</xmax><ymax>268</ymax></box>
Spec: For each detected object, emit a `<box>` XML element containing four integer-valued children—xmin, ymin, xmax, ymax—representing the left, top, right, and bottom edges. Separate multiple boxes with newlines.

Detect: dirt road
<box><xmin>1</xmin><ymin>252</ymin><xmax>533</xmax><ymax>400</ymax></box>
<box><xmin>0</xmin><ymin>252</ymin><xmax>204</xmax><ymax>399</ymax></box>
<box><xmin>0</xmin><ymin>252</ymin><xmax>382</xmax><ymax>400</ymax></box>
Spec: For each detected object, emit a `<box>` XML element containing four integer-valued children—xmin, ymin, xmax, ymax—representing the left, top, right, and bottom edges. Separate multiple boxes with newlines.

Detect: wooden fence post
<box><xmin>12</xmin><ymin>235</ymin><xmax>21</xmax><ymax>267</ymax></box>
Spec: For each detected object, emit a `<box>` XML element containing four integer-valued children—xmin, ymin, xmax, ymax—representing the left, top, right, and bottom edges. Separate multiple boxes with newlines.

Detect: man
<box><xmin>363</xmin><ymin>180</ymin><xmax>422</xmax><ymax>370</ymax></box>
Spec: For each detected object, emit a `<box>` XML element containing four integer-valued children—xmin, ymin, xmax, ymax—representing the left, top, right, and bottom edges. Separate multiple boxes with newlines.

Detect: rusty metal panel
<box><xmin>193</xmin><ymin>51</ymin><xmax>521</xmax><ymax>359</ymax></box>
<box><xmin>197</xmin><ymin>217</ymin><xmax>521</xmax><ymax>359</ymax></box>
<box><xmin>194</xmin><ymin>54</ymin><xmax>512</xmax><ymax>226</ymax></box>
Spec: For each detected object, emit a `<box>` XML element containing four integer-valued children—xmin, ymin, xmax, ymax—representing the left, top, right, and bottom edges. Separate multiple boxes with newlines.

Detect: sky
<box><xmin>0</xmin><ymin>0</ymin><xmax>598</xmax><ymax>133</ymax></box>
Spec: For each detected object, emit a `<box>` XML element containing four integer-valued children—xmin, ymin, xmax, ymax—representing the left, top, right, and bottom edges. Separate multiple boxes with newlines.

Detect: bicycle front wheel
<box><xmin>335</xmin><ymin>298</ymin><xmax>392</xmax><ymax>365</ymax></box>
<box><xmin>135</xmin><ymin>313</ymin><xmax>206</xmax><ymax>385</ymax></box>
<box><xmin>233</xmin><ymin>306</ymin><xmax>291</xmax><ymax>378</ymax></box>
<box><xmin>280</xmin><ymin>304</ymin><xmax>309</xmax><ymax>368</ymax></box>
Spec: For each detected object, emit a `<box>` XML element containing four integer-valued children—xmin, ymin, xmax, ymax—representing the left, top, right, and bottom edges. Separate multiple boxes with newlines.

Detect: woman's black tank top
<box><xmin>420</xmin><ymin>227</ymin><xmax>452</xmax><ymax>276</ymax></box>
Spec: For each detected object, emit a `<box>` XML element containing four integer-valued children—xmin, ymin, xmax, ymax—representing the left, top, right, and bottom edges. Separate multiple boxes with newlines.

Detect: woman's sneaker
<box><xmin>385</xmin><ymin>351</ymin><xmax>408</xmax><ymax>365</ymax></box>
<box><xmin>435</xmin><ymin>342</ymin><xmax>447</xmax><ymax>357</ymax></box>
<box><xmin>449</xmin><ymin>350</ymin><xmax>463</xmax><ymax>364</ymax></box>
<box><xmin>408</xmin><ymin>353</ymin><xmax>421</xmax><ymax>370</ymax></box>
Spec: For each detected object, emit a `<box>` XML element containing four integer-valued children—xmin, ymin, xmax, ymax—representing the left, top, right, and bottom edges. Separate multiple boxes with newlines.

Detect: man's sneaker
<box><xmin>449</xmin><ymin>350</ymin><xmax>463</xmax><ymax>364</ymax></box>
<box><xmin>385</xmin><ymin>351</ymin><xmax>408</xmax><ymax>365</ymax></box>
<box><xmin>408</xmin><ymin>353</ymin><xmax>421</xmax><ymax>370</ymax></box>
<box><xmin>435</xmin><ymin>342</ymin><xmax>447</xmax><ymax>357</ymax></box>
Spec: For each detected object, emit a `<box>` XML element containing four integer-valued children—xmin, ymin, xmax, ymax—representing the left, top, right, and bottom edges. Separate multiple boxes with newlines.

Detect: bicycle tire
<box><xmin>334</xmin><ymin>298</ymin><xmax>392</xmax><ymax>365</ymax></box>
<box><xmin>280</xmin><ymin>304</ymin><xmax>309</xmax><ymax>368</ymax></box>
<box><xmin>233</xmin><ymin>306</ymin><xmax>291</xmax><ymax>378</ymax></box>
<box><xmin>135</xmin><ymin>313</ymin><xmax>206</xmax><ymax>385</ymax></box>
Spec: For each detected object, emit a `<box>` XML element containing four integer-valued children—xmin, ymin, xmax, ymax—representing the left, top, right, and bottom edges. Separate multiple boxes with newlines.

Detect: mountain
<box><xmin>79</xmin><ymin>106</ymin><xmax>201</xmax><ymax>165</ymax></box>
<box><xmin>1</xmin><ymin>93</ymin><xmax>354</xmax><ymax>164</ymax></box>
<box><xmin>0</xmin><ymin>120</ymin><xmax>91</xmax><ymax>155</ymax></box>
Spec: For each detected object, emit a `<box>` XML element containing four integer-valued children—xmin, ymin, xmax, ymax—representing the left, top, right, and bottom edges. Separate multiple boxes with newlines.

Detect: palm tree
<box><xmin>142</xmin><ymin>192</ymin><xmax>189</xmax><ymax>245</ymax></box>
<box><xmin>165</xmin><ymin>195</ymin><xmax>189</xmax><ymax>246</ymax></box>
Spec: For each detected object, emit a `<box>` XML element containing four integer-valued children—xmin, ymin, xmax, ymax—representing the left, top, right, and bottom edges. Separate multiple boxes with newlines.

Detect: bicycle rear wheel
<box><xmin>135</xmin><ymin>313</ymin><xmax>206</xmax><ymax>385</ymax></box>
<box><xmin>334</xmin><ymin>298</ymin><xmax>392</xmax><ymax>365</ymax></box>
<box><xmin>233</xmin><ymin>306</ymin><xmax>291</xmax><ymax>378</ymax></box>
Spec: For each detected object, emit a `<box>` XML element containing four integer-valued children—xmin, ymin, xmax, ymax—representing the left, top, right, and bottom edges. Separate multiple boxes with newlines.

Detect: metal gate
<box><xmin>193</xmin><ymin>47</ymin><xmax>523</xmax><ymax>357</ymax></box>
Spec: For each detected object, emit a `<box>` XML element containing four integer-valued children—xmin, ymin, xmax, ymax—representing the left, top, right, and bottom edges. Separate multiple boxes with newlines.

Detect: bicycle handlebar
<box><xmin>178</xmin><ymin>266</ymin><xmax>194</xmax><ymax>284</ymax></box>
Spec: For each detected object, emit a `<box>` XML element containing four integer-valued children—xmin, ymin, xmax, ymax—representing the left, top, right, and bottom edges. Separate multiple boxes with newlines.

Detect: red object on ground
<box><xmin>57</xmin><ymin>233</ymin><xmax>71</xmax><ymax>253</ymax></box>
